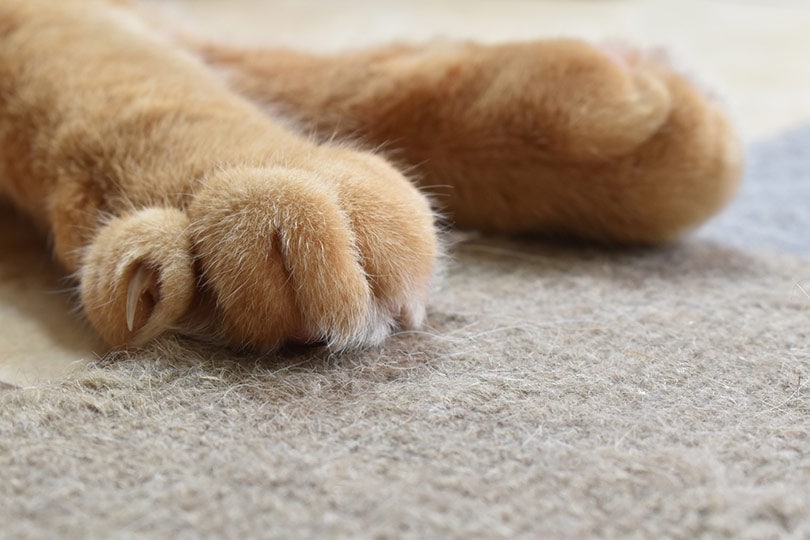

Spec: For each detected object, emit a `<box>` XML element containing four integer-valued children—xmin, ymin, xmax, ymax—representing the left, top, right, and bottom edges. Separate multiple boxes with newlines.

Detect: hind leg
<box><xmin>194</xmin><ymin>38</ymin><xmax>741</xmax><ymax>243</ymax></box>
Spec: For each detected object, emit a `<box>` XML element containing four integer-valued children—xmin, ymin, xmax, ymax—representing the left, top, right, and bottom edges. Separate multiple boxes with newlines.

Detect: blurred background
<box><xmin>156</xmin><ymin>0</ymin><xmax>810</xmax><ymax>142</ymax></box>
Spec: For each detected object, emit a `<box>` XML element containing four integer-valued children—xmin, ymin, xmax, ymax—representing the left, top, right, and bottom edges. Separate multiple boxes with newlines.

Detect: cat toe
<box><xmin>80</xmin><ymin>207</ymin><xmax>196</xmax><ymax>347</ymax></box>
<box><xmin>541</xmin><ymin>40</ymin><xmax>674</xmax><ymax>160</ymax></box>
<box><xmin>188</xmin><ymin>159</ymin><xmax>437</xmax><ymax>351</ymax></box>
<box><xmin>189</xmin><ymin>166</ymin><xmax>377</xmax><ymax>350</ymax></box>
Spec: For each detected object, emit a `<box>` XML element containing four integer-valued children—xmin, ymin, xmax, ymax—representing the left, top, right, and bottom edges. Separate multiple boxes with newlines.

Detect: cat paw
<box><xmin>455</xmin><ymin>40</ymin><xmax>741</xmax><ymax>241</ymax></box>
<box><xmin>185</xmin><ymin>151</ymin><xmax>437</xmax><ymax>350</ymax></box>
<box><xmin>79</xmin><ymin>153</ymin><xmax>437</xmax><ymax>350</ymax></box>
<box><xmin>80</xmin><ymin>152</ymin><xmax>437</xmax><ymax>351</ymax></box>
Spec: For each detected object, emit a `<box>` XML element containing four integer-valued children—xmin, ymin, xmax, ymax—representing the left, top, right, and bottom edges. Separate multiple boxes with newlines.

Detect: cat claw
<box><xmin>126</xmin><ymin>264</ymin><xmax>153</xmax><ymax>333</ymax></box>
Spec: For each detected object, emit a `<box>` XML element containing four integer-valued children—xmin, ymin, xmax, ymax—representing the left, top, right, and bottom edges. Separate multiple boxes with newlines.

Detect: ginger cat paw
<box><xmin>79</xmin><ymin>153</ymin><xmax>437</xmax><ymax>351</ymax></box>
<box><xmin>5</xmin><ymin>0</ymin><xmax>439</xmax><ymax>352</ymax></box>
<box><xmin>187</xmin><ymin>156</ymin><xmax>437</xmax><ymax>350</ymax></box>
<box><xmin>80</xmin><ymin>155</ymin><xmax>437</xmax><ymax>351</ymax></box>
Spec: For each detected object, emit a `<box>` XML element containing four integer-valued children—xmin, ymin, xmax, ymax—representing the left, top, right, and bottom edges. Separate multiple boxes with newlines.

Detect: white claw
<box><xmin>126</xmin><ymin>265</ymin><xmax>152</xmax><ymax>332</ymax></box>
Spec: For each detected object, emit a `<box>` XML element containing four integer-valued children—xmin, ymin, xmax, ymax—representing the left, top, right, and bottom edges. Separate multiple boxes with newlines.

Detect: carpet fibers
<box><xmin>1</xmin><ymin>129</ymin><xmax>809</xmax><ymax>537</ymax></box>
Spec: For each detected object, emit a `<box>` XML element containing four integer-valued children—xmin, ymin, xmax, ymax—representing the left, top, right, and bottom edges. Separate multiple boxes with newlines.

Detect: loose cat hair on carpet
<box><xmin>2</xmin><ymin>124</ymin><xmax>808</xmax><ymax>535</ymax></box>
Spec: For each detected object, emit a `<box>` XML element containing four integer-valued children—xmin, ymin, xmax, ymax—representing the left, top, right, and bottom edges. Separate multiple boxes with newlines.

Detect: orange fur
<box><xmin>0</xmin><ymin>0</ymin><xmax>741</xmax><ymax>350</ymax></box>
<box><xmin>197</xmin><ymin>41</ymin><xmax>741</xmax><ymax>243</ymax></box>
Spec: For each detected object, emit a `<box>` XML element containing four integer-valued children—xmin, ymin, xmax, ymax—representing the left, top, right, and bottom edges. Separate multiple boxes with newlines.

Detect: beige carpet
<box><xmin>3</xmin><ymin>238</ymin><xmax>808</xmax><ymax>537</ymax></box>
<box><xmin>1</xmin><ymin>1</ymin><xmax>809</xmax><ymax>538</ymax></box>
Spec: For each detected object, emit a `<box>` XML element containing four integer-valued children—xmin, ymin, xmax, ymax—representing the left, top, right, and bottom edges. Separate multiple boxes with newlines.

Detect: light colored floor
<box><xmin>1</xmin><ymin>0</ymin><xmax>808</xmax><ymax>387</ymax></box>
<box><xmin>176</xmin><ymin>0</ymin><xmax>810</xmax><ymax>141</ymax></box>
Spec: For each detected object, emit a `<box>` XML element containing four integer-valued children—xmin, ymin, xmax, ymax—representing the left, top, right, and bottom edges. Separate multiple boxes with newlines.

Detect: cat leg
<box><xmin>193</xmin><ymin>39</ymin><xmax>742</xmax><ymax>244</ymax></box>
<box><xmin>0</xmin><ymin>0</ymin><xmax>436</xmax><ymax>349</ymax></box>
